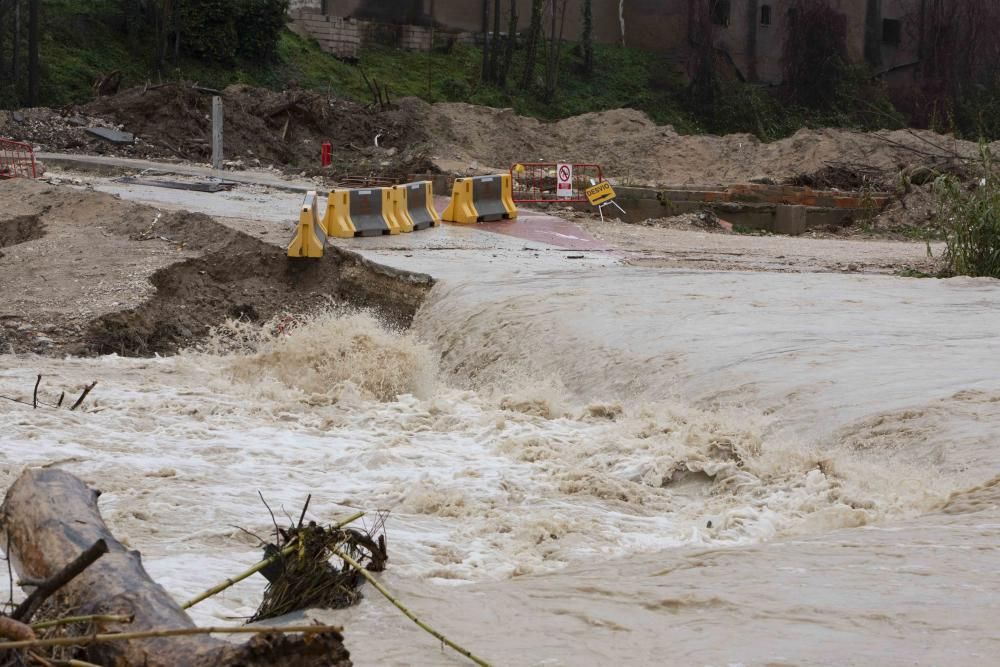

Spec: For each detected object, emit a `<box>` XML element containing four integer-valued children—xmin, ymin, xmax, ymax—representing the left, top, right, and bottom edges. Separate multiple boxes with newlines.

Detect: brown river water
<box><xmin>1</xmin><ymin>264</ymin><xmax>998</xmax><ymax>666</ymax></box>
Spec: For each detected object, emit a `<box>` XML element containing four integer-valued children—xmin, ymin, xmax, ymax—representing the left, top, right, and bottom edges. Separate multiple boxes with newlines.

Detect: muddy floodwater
<box><xmin>2</xmin><ymin>264</ymin><xmax>999</xmax><ymax>665</ymax></box>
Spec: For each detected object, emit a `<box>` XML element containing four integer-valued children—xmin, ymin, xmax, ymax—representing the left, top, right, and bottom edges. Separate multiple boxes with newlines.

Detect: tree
<box><xmin>26</xmin><ymin>0</ymin><xmax>36</xmax><ymax>104</ymax></box>
<box><xmin>520</xmin><ymin>0</ymin><xmax>544</xmax><ymax>89</ymax></box>
<box><xmin>543</xmin><ymin>0</ymin><xmax>568</xmax><ymax>100</ymax></box>
<box><xmin>918</xmin><ymin>1</ymin><xmax>1000</xmax><ymax>118</ymax></box>
<box><xmin>781</xmin><ymin>0</ymin><xmax>849</xmax><ymax>109</ymax></box>
<box><xmin>582</xmin><ymin>0</ymin><xmax>594</xmax><ymax>76</ymax></box>
<box><xmin>488</xmin><ymin>0</ymin><xmax>501</xmax><ymax>82</ymax></box>
<box><xmin>499</xmin><ymin>0</ymin><xmax>518</xmax><ymax>87</ymax></box>
<box><xmin>480</xmin><ymin>0</ymin><xmax>489</xmax><ymax>81</ymax></box>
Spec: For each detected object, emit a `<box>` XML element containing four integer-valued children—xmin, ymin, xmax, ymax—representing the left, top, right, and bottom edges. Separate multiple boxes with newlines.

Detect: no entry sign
<box><xmin>557</xmin><ymin>163</ymin><xmax>573</xmax><ymax>198</ymax></box>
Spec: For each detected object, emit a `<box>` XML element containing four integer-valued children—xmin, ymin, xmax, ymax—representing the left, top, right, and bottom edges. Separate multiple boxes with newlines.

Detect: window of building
<box><xmin>710</xmin><ymin>0</ymin><xmax>731</xmax><ymax>27</ymax></box>
<box><xmin>882</xmin><ymin>18</ymin><xmax>901</xmax><ymax>46</ymax></box>
<box><xmin>760</xmin><ymin>5</ymin><xmax>771</xmax><ymax>26</ymax></box>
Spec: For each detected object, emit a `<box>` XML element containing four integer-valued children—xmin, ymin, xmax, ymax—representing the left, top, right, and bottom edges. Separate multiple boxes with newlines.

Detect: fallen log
<box><xmin>1</xmin><ymin>469</ymin><xmax>352</xmax><ymax>667</ymax></box>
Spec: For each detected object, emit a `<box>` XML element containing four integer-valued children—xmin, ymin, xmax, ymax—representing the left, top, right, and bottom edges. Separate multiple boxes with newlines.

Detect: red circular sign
<box><xmin>558</xmin><ymin>165</ymin><xmax>571</xmax><ymax>182</ymax></box>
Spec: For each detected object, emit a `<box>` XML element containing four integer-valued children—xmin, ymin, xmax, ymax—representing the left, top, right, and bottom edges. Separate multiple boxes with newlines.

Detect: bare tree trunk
<box><xmin>480</xmin><ymin>0</ymin><xmax>489</xmax><ymax>81</ymax></box>
<box><xmin>520</xmin><ymin>0</ymin><xmax>544</xmax><ymax>89</ymax></box>
<box><xmin>544</xmin><ymin>0</ymin><xmax>566</xmax><ymax>99</ymax></box>
<box><xmin>500</xmin><ymin>0</ymin><xmax>518</xmax><ymax>87</ymax></box>
<box><xmin>12</xmin><ymin>0</ymin><xmax>20</xmax><ymax>100</ymax></box>
<box><xmin>1</xmin><ymin>468</ymin><xmax>351</xmax><ymax>667</ymax></box>
<box><xmin>582</xmin><ymin>0</ymin><xmax>594</xmax><ymax>75</ymax></box>
<box><xmin>26</xmin><ymin>0</ymin><xmax>37</xmax><ymax>105</ymax></box>
<box><xmin>0</xmin><ymin>5</ymin><xmax>6</xmax><ymax>90</ymax></box>
<box><xmin>489</xmin><ymin>0</ymin><xmax>502</xmax><ymax>82</ymax></box>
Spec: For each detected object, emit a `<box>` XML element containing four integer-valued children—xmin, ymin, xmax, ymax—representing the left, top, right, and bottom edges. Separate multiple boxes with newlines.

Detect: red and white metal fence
<box><xmin>0</xmin><ymin>138</ymin><xmax>37</xmax><ymax>179</ymax></box>
<box><xmin>510</xmin><ymin>163</ymin><xmax>603</xmax><ymax>203</ymax></box>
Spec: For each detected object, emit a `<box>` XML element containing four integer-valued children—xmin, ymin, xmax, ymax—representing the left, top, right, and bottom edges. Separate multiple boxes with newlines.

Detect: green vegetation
<box><xmin>4</xmin><ymin>0</ymin><xmax>996</xmax><ymax>144</ymax></box>
<box><xmin>935</xmin><ymin>146</ymin><xmax>1000</xmax><ymax>278</ymax></box>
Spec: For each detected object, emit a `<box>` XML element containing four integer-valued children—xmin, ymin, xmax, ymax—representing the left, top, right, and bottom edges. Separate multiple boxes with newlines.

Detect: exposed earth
<box><xmin>4</xmin><ymin>83</ymin><xmax>997</xmax><ymax>194</ymax></box>
<box><xmin>0</xmin><ymin>179</ymin><xmax>432</xmax><ymax>356</ymax></box>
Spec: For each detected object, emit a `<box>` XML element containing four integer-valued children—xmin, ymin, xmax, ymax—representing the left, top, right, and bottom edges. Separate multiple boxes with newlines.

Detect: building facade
<box><xmin>291</xmin><ymin>1</ymin><xmax>927</xmax><ymax>86</ymax></box>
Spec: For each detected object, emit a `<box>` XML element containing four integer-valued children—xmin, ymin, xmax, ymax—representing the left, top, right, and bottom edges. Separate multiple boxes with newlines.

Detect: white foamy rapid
<box><xmin>2</xmin><ymin>269</ymin><xmax>999</xmax><ymax>666</ymax></box>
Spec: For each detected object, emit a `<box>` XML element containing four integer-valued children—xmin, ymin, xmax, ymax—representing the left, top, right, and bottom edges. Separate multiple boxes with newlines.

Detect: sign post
<box><xmin>585</xmin><ymin>180</ymin><xmax>627</xmax><ymax>222</ymax></box>
<box><xmin>211</xmin><ymin>96</ymin><xmax>224</xmax><ymax>171</ymax></box>
<box><xmin>556</xmin><ymin>163</ymin><xmax>573</xmax><ymax>198</ymax></box>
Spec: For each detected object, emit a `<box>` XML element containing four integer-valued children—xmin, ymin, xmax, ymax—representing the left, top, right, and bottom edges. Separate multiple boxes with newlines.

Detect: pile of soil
<box><xmin>6</xmin><ymin>83</ymin><xmax>995</xmax><ymax>209</ymax></box>
<box><xmin>3</xmin><ymin>83</ymin><xmax>435</xmax><ymax>177</ymax></box>
<box><xmin>401</xmin><ymin>97</ymin><xmax>1000</xmax><ymax>188</ymax></box>
<box><xmin>0</xmin><ymin>179</ymin><xmax>433</xmax><ymax>356</ymax></box>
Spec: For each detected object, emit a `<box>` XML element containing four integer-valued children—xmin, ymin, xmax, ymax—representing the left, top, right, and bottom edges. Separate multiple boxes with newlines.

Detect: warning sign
<box><xmin>585</xmin><ymin>180</ymin><xmax>617</xmax><ymax>206</ymax></box>
<box><xmin>557</xmin><ymin>163</ymin><xmax>573</xmax><ymax>198</ymax></box>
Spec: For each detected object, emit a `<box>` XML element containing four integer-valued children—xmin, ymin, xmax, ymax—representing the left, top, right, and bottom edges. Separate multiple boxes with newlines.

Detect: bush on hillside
<box><xmin>936</xmin><ymin>145</ymin><xmax>1000</xmax><ymax>278</ymax></box>
<box><xmin>177</xmin><ymin>0</ymin><xmax>287</xmax><ymax>63</ymax></box>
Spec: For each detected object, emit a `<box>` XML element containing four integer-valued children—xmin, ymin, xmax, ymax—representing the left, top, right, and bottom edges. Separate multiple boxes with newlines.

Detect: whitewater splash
<box><xmin>1</xmin><ymin>268</ymin><xmax>998</xmax><ymax>665</ymax></box>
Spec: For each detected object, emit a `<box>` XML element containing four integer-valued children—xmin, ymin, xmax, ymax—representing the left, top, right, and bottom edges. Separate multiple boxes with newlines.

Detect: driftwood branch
<box><xmin>1</xmin><ymin>469</ymin><xmax>351</xmax><ymax>666</ymax></box>
<box><xmin>0</xmin><ymin>376</ymin><xmax>96</xmax><ymax>411</ymax></box>
<box><xmin>0</xmin><ymin>623</ymin><xmax>345</xmax><ymax>652</ymax></box>
<box><xmin>31</xmin><ymin>614</ymin><xmax>132</xmax><ymax>631</ymax></box>
<box><xmin>12</xmin><ymin>539</ymin><xmax>109</xmax><ymax>622</ymax></box>
<box><xmin>70</xmin><ymin>382</ymin><xmax>97</xmax><ymax>411</ymax></box>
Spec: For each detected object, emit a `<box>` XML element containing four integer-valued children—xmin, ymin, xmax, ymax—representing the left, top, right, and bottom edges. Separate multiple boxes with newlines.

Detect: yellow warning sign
<box><xmin>585</xmin><ymin>181</ymin><xmax>616</xmax><ymax>206</ymax></box>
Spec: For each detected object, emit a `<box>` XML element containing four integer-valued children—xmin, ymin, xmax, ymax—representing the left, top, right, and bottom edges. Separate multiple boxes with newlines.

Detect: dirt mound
<box><xmin>0</xmin><ymin>179</ymin><xmax>433</xmax><ymax>356</ymax></box>
<box><xmin>10</xmin><ymin>86</ymin><xmax>997</xmax><ymax>188</ymax></box>
<box><xmin>5</xmin><ymin>83</ymin><xmax>434</xmax><ymax>177</ymax></box>
<box><xmin>404</xmin><ymin>98</ymin><xmax>1000</xmax><ymax>187</ymax></box>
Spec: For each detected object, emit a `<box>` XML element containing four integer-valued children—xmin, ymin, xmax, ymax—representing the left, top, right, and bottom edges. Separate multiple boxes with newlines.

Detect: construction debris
<box><xmin>85</xmin><ymin>127</ymin><xmax>135</xmax><ymax>146</ymax></box>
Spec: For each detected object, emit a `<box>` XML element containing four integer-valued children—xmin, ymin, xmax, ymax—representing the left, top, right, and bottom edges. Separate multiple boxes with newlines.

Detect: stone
<box><xmin>773</xmin><ymin>205</ymin><xmax>808</xmax><ymax>236</ymax></box>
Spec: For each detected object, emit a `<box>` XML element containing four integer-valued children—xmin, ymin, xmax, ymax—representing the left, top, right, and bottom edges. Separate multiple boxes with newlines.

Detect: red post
<box><xmin>321</xmin><ymin>142</ymin><xmax>332</xmax><ymax>167</ymax></box>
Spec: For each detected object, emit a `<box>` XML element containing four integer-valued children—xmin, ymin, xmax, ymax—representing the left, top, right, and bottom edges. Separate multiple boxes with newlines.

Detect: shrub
<box><xmin>936</xmin><ymin>145</ymin><xmax>1000</xmax><ymax>277</ymax></box>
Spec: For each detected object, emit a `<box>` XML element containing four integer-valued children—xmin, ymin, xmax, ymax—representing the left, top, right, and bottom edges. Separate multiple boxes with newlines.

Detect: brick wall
<box><xmin>290</xmin><ymin>9</ymin><xmax>437</xmax><ymax>57</ymax></box>
<box><xmin>288</xmin><ymin>0</ymin><xmax>322</xmax><ymax>11</ymax></box>
<box><xmin>289</xmin><ymin>10</ymin><xmax>362</xmax><ymax>59</ymax></box>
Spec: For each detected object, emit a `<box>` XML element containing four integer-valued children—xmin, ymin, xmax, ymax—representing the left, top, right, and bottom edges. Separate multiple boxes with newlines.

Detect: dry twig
<box><xmin>332</xmin><ymin>547</ymin><xmax>491</xmax><ymax>667</ymax></box>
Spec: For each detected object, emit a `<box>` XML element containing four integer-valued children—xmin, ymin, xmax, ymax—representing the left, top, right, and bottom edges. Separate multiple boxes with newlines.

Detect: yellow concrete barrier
<box><xmin>321</xmin><ymin>187</ymin><xmax>395</xmax><ymax>237</ymax></box>
<box><xmin>322</xmin><ymin>190</ymin><xmax>356</xmax><ymax>239</ymax></box>
<box><xmin>386</xmin><ymin>186</ymin><xmax>415</xmax><ymax>233</ymax></box>
<box><xmin>442</xmin><ymin>174</ymin><xmax>517</xmax><ymax>224</ymax></box>
<box><xmin>396</xmin><ymin>181</ymin><xmax>440</xmax><ymax>230</ymax></box>
<box><xmin>287</xmin><ymin>191</ymin><xmax>325</xmax><ymax>258</ymax></box>
<box><xmin>381</xmin><ymin>187</ymin><xmax>403</xmax><ymax>235</ymax></box>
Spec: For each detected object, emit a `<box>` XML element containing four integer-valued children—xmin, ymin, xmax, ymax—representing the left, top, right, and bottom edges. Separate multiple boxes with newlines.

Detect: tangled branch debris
<box><xmin>248</xmin><ymin>496</ymin><xmax>388</xmax><ymax>623</ymax></box>
<box><xmin>0</xmin><ymin>375</ymin><xmax>98</xmax><ymax>412</ymax></box>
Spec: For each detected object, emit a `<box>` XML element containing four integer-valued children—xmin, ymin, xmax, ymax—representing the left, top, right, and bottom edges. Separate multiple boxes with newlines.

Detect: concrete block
<box><xmin>773</xmin><ymin>205</ymin><xmax>808</xmax><ymax>236</ymax></box>
<box><xmin>85</xmin><ymin>127</ymin><xmax>134</xmax><ymax>145</ymax></box>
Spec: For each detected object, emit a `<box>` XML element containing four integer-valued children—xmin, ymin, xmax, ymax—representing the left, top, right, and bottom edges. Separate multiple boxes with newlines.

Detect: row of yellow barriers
<box><xmin>289</xmin><ymin>174</ymin><xmax>518</xmax><ymax>258</ymax></box>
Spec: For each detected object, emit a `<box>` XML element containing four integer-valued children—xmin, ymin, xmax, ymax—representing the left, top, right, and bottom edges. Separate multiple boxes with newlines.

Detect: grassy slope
<box><xmin>31</xmin><ymin>1</ymin><xmax>703</xmax><ymax>129</ymax></box>
<box><xmin>27</xmin><ymin>1</ymin><xmax>906</xmax><ymax>141</ymax></box>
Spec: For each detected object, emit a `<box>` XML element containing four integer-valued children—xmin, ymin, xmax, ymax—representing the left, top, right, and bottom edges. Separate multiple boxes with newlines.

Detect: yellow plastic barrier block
<box><xmin>288</xmin><ymin>191</ymin><xmax>325</xmax><ymax>259</ymax></box>
<box><xmin>381</xmin><ymin>187</ymin><xmax>402</xmax><ymax>235</ymax></box>
<box><xmin>396</xmin><ymin>181</ymin><xmax>439</xmax><ymax>230</ymax></box>
<box><xmin>500</xmin><ymin>173</ymin><xmax>518</xmax><ymax>220</ymax></box>
<box><xmin>386</xmin><ymin>186</ymin><xmax>415</xmax><ymax>233</ymax></box>
<box><xmin>441</xmin><ymin>178</ymin><xmax>479</xmax><ymax>224</ymax></box>
<box><xmin>321</xmin><ymin>190</ymin><xmax>357</xmax><ymax>239</ymax></box>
